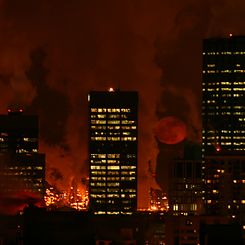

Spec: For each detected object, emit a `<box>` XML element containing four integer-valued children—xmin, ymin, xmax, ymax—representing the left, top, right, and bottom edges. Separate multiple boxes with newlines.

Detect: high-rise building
<box><xmin>0</xmin><ymin>110</ymin><xmax>45</xmax><ymax>199</ymax></box>
<box><xmin>202</xmin><ymin>36</ymin><xmax>245</xmax><ymax>225</ymax></box>
<box><xmin>88</xmin><ymin>89</ymin><xmax>138</xmax><ymax>215</ymax></box>
<box><xmin>202</xmin><ymin>36</ymin><xmax>245</xmax><ymax>154</ymax></box>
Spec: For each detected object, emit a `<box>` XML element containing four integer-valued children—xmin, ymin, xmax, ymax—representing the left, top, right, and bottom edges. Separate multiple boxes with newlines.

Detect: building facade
<box><xmin>0</xmin><ymin>110</ymin><xmax>45</xmax><ymax>198</ymax></box>
<box><xmin>202</xmin><ymin>36</ymin><xmax>245</xmax><ymax>226</ymax></box>
<box><xmin>169</xmin><ymin>159</ymin><xmax>203</xmax><ymax>216</ymax></box>
<box><xmin>88</xmin><ymin>90</ymin><xmax>138</xmax><ymax>215</ymax></box>
<box><xmin>202</xmin><ymin>36</ymin><xmax>245</xmax><ymax>154</ymax></box>
<box><xmin>204</xmin><ymin>154</ymin><xmax>245</xmax><ymax>222</ymax></box>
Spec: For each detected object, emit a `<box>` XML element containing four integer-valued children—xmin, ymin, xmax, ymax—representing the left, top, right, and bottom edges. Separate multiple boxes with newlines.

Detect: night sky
<box><xmin>0</xmin><ymin>0</ymin><xmax>245</xmax><ymax>208</ymax></box>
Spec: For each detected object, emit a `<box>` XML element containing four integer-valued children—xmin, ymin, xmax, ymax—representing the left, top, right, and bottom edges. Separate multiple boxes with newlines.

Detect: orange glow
<box><xmin>0</xmin><ymin>191</ymin><xmax>42</xmax><ymax>215</ymax></box>
<box><xmin>45</xmin><ymin>184</ymin><xmax>89</xmax><ymax>211</ymax></box>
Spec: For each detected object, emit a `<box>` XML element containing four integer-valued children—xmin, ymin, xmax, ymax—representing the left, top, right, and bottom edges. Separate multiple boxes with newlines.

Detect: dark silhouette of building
<box><xmin>21</xmin><ymin>207</ymin><xmax>164</xmax><ymax>245</ymax></box>
<box><xmin>0</xmin><ymin>110</ymin><xmax>39</xmax><ymax>154</ymax></box>
<box><xmin>0</xmin><ymin>110</ymin><xmax>45</xmax><ymax>199</ymax></box>
<box><xmin>200</xmin><ymin>223</ymin><xmax>243</xmax><ymax>245</ymax></box>
<box><xmin>169</xmin><ymin>158</ymin><xmax>203</xmax><ymax>215</ymax></box>
<box><xmin>88</xmin><ymin>89</ymin><xmax>138</xmax><ymax>215</ymax></box>
<box><xmin>202</xmin><ymin>36</ymin><xmax>245</xmax><ymax>154</ymax></box>
<box><xmin>204</xmin><ymin>154</ymin><xmax>245</xmax><ymax>222</ymax></box>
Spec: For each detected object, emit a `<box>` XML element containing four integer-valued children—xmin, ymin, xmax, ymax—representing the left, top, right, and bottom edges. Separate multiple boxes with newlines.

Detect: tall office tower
<box><xmin>0</xmin><ymin>110</ymin><xmax>45</xmax><ymax>198</ymax></box>
<box><xmin>202</xmin><ymin>36</ymin><xmax>245</xmax><ymax>222</ymax></box>
<box><xmin>202</xmin><ymin>36</ymin><xmax>245</xmax><ymax>154</ymax></box>
<box><xmin>169</xmin><ymin>159</ymin><xmax>203</xmax><ymax>216</ymax></box>
<box><xmin>88</xmin><ymin>89</ymin><xmax>138</xmax><ymax>215</ymax></box>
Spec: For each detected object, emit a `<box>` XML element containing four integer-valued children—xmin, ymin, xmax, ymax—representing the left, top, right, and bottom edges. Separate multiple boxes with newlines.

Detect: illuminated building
<box><xmin>0</xmin><ymin>110</ymin><xmax>45</xmax><ymax>199</ymax></box>
<box><xmin>202</xmin><ymin>36</ymin><xmax>245</xmax><ymax>154</ymax></box>
<box><xmin>169</xmin><ymin>159</ymin><xmax>203</xmax><ymax>216</ymax></box>
<box><xmin>88</xmin><ymin>90</ymin><xmax>138</xmax><ymax>215</ymax></box>
<box><xmin>204</xmin><ymin>154</ymin><xmax>245</xmax><ymax>223</ymax></box>
<box><xmin>202</xmin><ymin>36</ymin><xmax>245</xmax><ymax>225</ymax></box>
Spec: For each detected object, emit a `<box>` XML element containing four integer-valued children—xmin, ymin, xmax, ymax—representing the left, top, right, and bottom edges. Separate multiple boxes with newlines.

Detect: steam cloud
<box><xmin>0</xmin><ymin>0</ymin><xmax>244</xmax><ymax>208</ymax></box>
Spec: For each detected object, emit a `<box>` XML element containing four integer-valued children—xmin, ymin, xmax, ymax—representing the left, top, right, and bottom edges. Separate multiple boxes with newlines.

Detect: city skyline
<box><xmin>0</xmin><ymin>1</ymin><xmax>245</xmax><ymax>210</ymax></box>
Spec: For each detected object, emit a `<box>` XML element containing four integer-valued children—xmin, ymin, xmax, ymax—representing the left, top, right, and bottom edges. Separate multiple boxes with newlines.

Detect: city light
<box><xmin>45</xmin><ymin>184</ymin><xmax>89</xmax><ymax>211</ymax></box>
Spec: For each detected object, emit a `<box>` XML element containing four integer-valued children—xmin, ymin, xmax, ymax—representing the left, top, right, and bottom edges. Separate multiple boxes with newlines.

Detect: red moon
<box><xmin>154</xmin><ymin>116</ymin><xmax>187</xmax><ymax>144</ymax></box>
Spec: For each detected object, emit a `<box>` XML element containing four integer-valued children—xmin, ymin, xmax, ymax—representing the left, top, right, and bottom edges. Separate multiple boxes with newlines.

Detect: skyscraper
<box><xmin>88</xmin><ymin>89</ymin><xmax>138</xmax><ymax>215</ymax></box>
<box><xmin>0</xmin><ymin>110</ymin><xmax>45</xmax><ymax>198</ymax></box>
<box><xmin>202</xmin><ymin>36</ymin><xmax>245</xmax><ymax>223</ymax></box>
<box><xmin>202</xmin><ymin>35</ymin><xmax>245</xmax><ymax>154</ymax></box>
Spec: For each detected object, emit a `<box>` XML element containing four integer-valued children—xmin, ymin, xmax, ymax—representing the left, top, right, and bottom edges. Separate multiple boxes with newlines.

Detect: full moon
<box><xmin>154</xmin><ymin>116</ymin><xmax>187</xmax><ymax>144</ymax></box>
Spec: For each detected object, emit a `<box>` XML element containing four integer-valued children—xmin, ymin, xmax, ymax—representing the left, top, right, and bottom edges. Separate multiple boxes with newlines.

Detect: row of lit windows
<box><xmin>91</xmin><ymin>188</ymin><xmax>120</xmax><ymax>193</ymax></box>
<box><xmin>91</xmin><ymin>108</ymin><xmax>131</xmax><ymax>113</ymax></box>
<box><xmin>16</xmin><ymin>149</ymin><xmax>38</xmax><ymax>153</ymax></box>
<box><xmin>203</xmin><ymin>69</ymin><xmax>245</xmax><ymax>74</ymax></box>
<box><xmin>204</xmin><ymin>51</ymin><xmax>245</xmax><ymax>55</ymax></box>
<box><xmin>91</xmin><ymin>125</ymin><xmax>137</xmax><ymax>130</ymax></box>
<box><xmin>91</xmin><ymin>170</ymin><xmax>135</xmax><ymax>175</ymax></box>
<box><xmin>204</xmin><ymin>94</ymin><xmax>242</xmax><ymax>99</ymax></box>
<box><xmin>92</xmin><ymin>131</ymin><xmax>134</xmax><ymax>136</ymax></box>
<box><xmin>0</xmin><ymin>137</ymin><xmax>37</xmax><ymax>142</ymax></box>
<box><xmin>91</xmin><ymin>136</ymin><xmax>136</xmax><ymax>141</ymax></box>
<box><xmin>91</xmin><ymin>177</ymin><xmax>137</xmax><ymax>182</ymax></box>
<box><xmin>202</xmin><ymin>81</ymin><xmax>245</xmax><ymax>87</ymax></box>
<box><xmin>91</xmin><ymin>114</ymin><xmax>130</xmax><ymax>119</ymax></box>
<box><xmin>90</xmin><ymin>154</ymin><xmax>136</xmax><ymax>159</ymax></box>
<box><xmin>90</xmin><ymin>160</ymin><xmax>106</xmax><ymax>164</ymax></box>
<box><xmin>206</xmin><ymin>88</ymin><xmax>245</xmax><ymax>92</ymax></box>
<box><xmin>91</xmin><ymin>119</ymin><xmax>136</xmax><ymax>125</ymax></box>
<box><xmin>94</xmin><ymin>211</ymin><xmax>133</xmax><ymax>215</ymax></box>
<box><xmin>172</xmin><ymin>204</ymin><xmax>197</xmax><ymax>211</ymax></box>
<box><xmin>91</xmin><ymin>174</ymin><xmax>136</xmax><ymax>180</ymax></box>
<box><xmin>91</xmin><ymin>193</ymin><xmax>136</xmax><ymax>198</ymax></box>
<box><xmin>91</xmin><ymin>153</ymin><xmax>120</xmax><ymax>158</ymax></box>
<box><xmin>90</xmin><ymin>160</ymin><xmax>136</xmax><ymax>165</ymax></box>
<box><xmin>8</xmin><ymin>166</ymin><xmax>43</xmax><ymax>170</ymax></box>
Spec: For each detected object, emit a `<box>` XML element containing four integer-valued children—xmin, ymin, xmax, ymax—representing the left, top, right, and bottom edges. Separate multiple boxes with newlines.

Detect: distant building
<box><xmin>0</xmin><ymin>110</ymin><xmax>39</xmax><ymax>154</ymax></box>
<box><xmin>204</xmin><ymin>154</ymin><xmax>245</xmax><ymax>223</ymax></box>
<box><xmin>0</xmin><ymin>110</ymin><xmax>45</xmax><ymax>199</ymax></box>
<box><xmin>88</xmin><ymin>90</ymin><xmax>138</xmax><ymax>215</ymax></box>
<box><xmin>169</xmin><ymin>159</ymin><xmax>203</xmax><ymax>215</ymax></box>
<box><xmin>202</xmin><ymin>36</ymin><xmax>245</xmax><ymax>154</ymax></box>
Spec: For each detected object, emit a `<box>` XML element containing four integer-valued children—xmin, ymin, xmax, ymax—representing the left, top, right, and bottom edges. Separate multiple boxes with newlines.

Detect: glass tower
<box><xmin>202</xmin><ymin>36</ymin><xmax>245</xmax><ymax>154</ymax></box>
<box><xmin>88</xmin><ymin>90</ymin><xmax>138</xmax><ymax>215</ymax></box>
